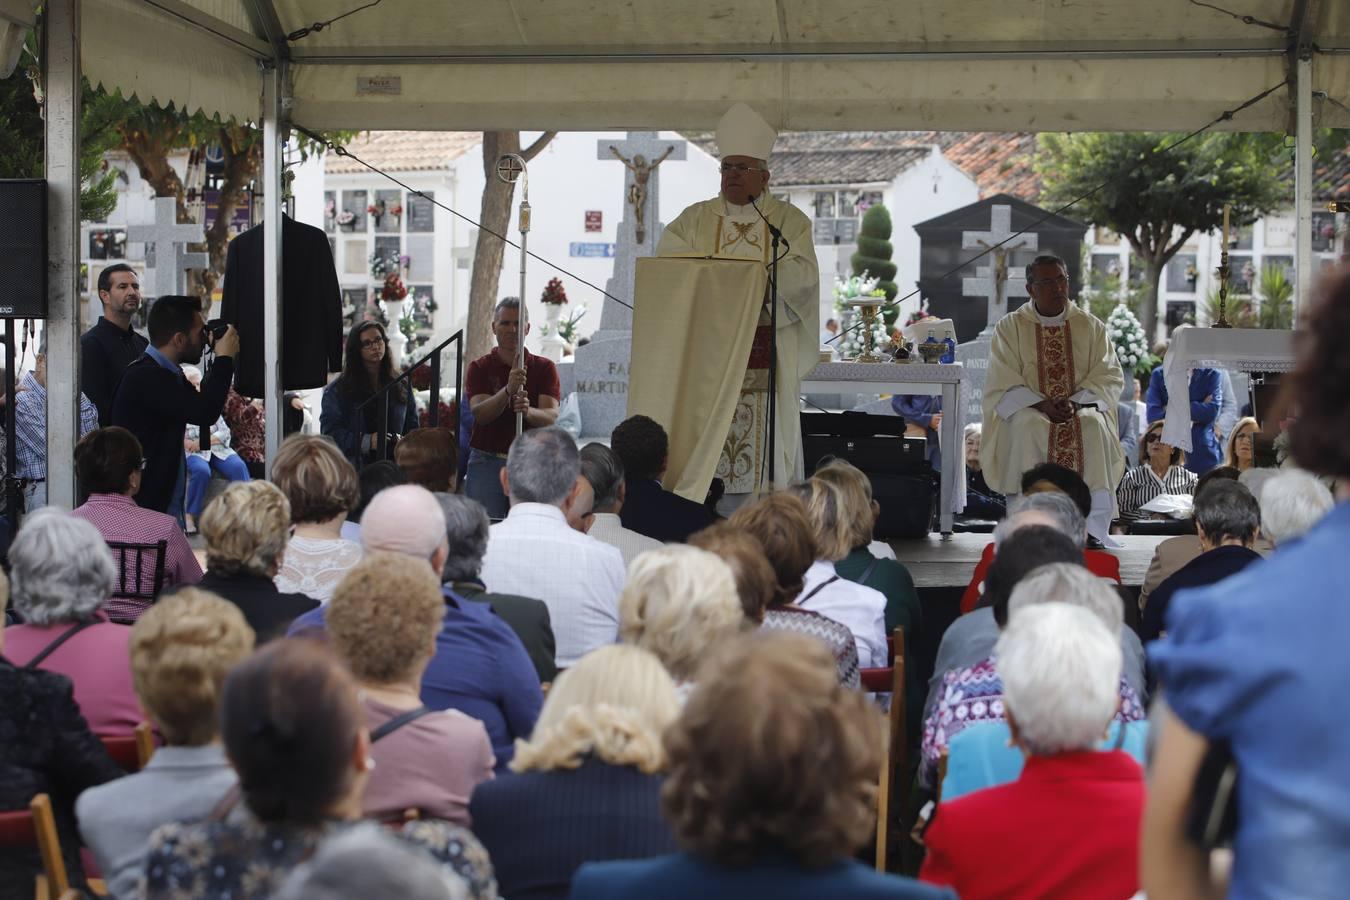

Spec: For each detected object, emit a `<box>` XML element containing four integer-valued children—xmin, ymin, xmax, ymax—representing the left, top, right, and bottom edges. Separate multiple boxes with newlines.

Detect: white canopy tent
<box><xmin>10</xmin><ymin>0</ymin><xmax>1347</xmax><ymax>507</ymax></box>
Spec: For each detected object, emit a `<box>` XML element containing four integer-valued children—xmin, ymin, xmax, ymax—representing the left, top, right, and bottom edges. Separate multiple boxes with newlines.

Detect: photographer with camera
<box><xmin>112</xmin><ymin>295</ymin><xmax>239</xmax><ymax>518</ymax></box>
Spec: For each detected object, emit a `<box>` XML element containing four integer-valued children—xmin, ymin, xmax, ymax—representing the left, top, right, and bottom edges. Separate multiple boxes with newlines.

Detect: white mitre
<box><xmin>716</xmin><ymin>102</ymin><xmax>777</xmax><ymax>161</ymax></box>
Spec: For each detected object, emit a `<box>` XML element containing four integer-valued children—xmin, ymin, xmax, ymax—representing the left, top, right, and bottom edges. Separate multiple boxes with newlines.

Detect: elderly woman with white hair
<box><xmin>619</xmin><ymin>545</ymin><xmax>746</xmax><ymax>692</ymax></box>
<box><xmin>921</xmin><ymin>561</ymin><xmax>1145</xmax><ymax>786</ymax></box>
<box><xmin>921</xmin><ymin>602</ymin><xmax>1145</xmax><ymax>899</ymax></box>
<box><xmin>963</xmin><ymin>421</ymin><xmax>1007</xmax><ymax>519</ymax></box>
<box><xmin>469</xmin><ymin>645</ymin><xmax>680</xmax><ymax>900</ymax></box>
<box><xmin>2</xmin><ymin>508</ymin><xmax>143</xmax><ymax>735</ymax></box>
<box><xmin>1260</xmin><ymin>468</ymin><xmax>1335</xmax><ymax>546</ymax></box>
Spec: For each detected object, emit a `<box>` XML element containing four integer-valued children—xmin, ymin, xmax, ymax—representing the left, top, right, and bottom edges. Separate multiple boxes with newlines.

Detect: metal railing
<box><xmin>354</xmin><ymin>330</ymin><xmax>464</xmax><ymax>468</ymax></box>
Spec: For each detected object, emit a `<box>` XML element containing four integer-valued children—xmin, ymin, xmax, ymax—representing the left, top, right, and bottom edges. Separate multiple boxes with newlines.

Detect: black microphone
<box><xmin>747</xmin><ymin>193</ymin><xmax>790</xmax><ymax>253</ymax></box>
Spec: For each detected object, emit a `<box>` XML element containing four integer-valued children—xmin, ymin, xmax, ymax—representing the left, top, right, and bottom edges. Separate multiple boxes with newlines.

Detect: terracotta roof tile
<box><xmin>325</xmin><ymin>131</ymin><xmax>480</xmax><ymax>174</ymax></box>
<box><xmin>688</xmin><ymin>129</ymin><xmax>1041</xmax><ymax>197</ymax></box>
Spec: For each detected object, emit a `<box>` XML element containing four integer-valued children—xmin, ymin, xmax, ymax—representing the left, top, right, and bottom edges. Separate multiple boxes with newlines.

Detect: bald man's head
<box><xmin>360</xmin><ymin>484</ymin><xmax>449</xmax><ymax>570</ymax></box>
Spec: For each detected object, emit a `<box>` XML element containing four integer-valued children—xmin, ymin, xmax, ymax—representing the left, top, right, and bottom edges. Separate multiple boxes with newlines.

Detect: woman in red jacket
<box><xmin>921</xmin><ymin>602</ymin><xmax>1144</xmax><ymax>900</ymax></box>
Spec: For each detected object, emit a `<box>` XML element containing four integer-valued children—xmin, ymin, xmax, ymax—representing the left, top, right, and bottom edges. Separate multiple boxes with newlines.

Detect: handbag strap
<box><xmin>857</xmin><ymin>557</ymin><xmax>882</xmax><ymax>587</ymax></box>
<box><xmin>370</xmin><ymin>706</ymin><xmax>434</xmax><ymax>743</ymax></box>
<box><xmin>798</xmin><ymin>575</ymin><xmax>841</xmax><ymax>605</ymax></box>
<box><xmin>23</xmin><ymin>620</ymin><xmax>98</xmax><ymax>670</ymax></box>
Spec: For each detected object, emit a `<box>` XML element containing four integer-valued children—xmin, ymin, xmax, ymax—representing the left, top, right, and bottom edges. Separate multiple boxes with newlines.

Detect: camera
<box><xmin>203</xmin><ymin>319</ymin><xmax>230</xmax><ymax>348</ymax></box>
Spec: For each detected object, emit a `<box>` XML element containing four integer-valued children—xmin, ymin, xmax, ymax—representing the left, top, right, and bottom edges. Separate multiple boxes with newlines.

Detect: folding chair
<box><xmin>105</xmin><ymin>540</ymin><xmax>168</xmax><ymax>625</ymax></box>
<box><xmin>100</xmin><ymin>722</ymin><xmax>157</xmax><ymax>773</ymax></box>
<box><xmin>860</xmin><ymin>626</ymin><xmax>906</xmax><ymax>872</ymax></box>
<box><xmin>0</xmin><ymin>794</ymin><xmax>70</xmax><ymax>900</ymax></box>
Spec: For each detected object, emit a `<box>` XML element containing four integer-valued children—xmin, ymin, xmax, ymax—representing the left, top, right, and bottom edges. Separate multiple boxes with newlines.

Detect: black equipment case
<box><xmin>800</xmin><ymin>411</ymin><xmax>936</xmax><ymax>539</ymax></box>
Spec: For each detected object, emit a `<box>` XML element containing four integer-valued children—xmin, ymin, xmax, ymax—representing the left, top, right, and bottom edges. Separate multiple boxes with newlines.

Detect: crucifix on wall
<box><xmin>961</xmin><ymin>204</ymin><xmax>1038</xmax><ymax>335</ymax></box>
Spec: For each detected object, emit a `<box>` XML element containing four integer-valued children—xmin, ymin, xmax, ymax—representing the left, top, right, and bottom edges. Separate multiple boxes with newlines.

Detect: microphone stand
<box><xmin>750</xmin><ymin>195</ymin><xmax>787</xmax><ymax>490</ymax></box>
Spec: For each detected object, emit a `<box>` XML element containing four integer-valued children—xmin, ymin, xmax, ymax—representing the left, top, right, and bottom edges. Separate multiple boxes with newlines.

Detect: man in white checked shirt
<box><xmin>480</xmin><ymin>427</ymin><xmax>626</xmax><ymax>668</ymax></box>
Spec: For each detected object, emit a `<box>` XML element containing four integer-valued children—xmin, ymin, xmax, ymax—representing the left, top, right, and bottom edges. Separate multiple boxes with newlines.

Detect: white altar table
<box><xmin>802</xmin><ymin>361</ymin><xmax>967</xmax><ymax>536</ymax></box>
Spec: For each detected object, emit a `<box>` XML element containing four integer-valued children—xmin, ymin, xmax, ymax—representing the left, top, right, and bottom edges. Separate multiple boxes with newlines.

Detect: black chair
<box><xmin>105</xmin><ymin>540</ymin><xmax>168</xmax><ymax>625</ymax></box>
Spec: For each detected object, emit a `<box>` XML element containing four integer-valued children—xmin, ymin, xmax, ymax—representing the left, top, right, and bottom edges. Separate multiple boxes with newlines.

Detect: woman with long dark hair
<box><xmin>321</xmin><ymin>321</ymin><xmax>418</xmax><ymax>465</ymax></box>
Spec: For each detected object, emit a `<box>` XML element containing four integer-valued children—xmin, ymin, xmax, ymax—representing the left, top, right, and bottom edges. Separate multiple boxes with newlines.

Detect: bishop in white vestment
<box><xmin>656</xmin><ymin>103</ymin><xmax>819</xmax><ymax>492</ymax></box>
<box><xmin>981</xmin><ymin>255</ymin><xmax>1125</xmax><ymax>539</ymax></box>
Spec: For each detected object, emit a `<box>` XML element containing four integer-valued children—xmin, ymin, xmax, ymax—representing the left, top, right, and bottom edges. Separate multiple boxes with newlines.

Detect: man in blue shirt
<box><xmin>13</xmin><ymin>350</ymin><xmax>99</xmax><ymax>510</ymax></box>
<box><xmin>1146</xmin><ymin>364</ymin><xmax>1222</xmax><ymax>475</ymax></box>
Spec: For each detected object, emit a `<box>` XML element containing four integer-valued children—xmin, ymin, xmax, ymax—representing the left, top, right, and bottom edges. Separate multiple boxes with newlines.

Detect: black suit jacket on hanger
<box><xmin>220</xmin><ymin>216</ymin><xmax>344</xmax><ymax>398</ymax></box>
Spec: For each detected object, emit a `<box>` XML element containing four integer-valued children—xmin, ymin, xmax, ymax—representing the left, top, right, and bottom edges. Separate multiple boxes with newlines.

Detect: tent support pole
<box><xmin>43</xmin><ymin>0</ymin><xmax>81</xmax><ymax>509</ymax></box>
<box><xmin>1293</xmin><ymin>52</ymin><xmax>1313</xmax><ymax>326</ymax></box>
<box><xmin>262</xmin><ymin>63</ymin><xmax>287</xmax><ymax>477</ymax></box>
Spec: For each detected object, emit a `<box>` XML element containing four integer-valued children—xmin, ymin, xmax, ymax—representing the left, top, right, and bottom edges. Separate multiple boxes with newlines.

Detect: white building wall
<box><xmin>449</xmin><ymin>131</ymin><xmax>721</xmax><ymax>353</ymax></box>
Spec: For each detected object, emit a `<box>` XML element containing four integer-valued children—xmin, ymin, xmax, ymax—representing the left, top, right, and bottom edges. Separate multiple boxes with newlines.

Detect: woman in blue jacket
<box><xmin>321</xmin><ymin>321</ymin><xmax>418</xmax><ymax>465</ymax></box>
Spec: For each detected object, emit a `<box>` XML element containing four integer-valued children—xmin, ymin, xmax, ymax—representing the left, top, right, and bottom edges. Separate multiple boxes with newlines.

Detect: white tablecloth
<box><xmin>1160</xmin><ymin>327</ymin><xmax>1297</xmax><ymax>452</ymax></box>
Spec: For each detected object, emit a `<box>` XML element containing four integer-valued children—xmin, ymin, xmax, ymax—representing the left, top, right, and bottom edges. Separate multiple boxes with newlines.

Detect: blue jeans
<box><xmin>185</xmin><ymin>453</ymin><xmax>252</xmax><ymax>516</ymax></box>
<box><xmin>464</xmin><ymin>449</ymin><xmax>508</xmax><ymax>520</ymax></box>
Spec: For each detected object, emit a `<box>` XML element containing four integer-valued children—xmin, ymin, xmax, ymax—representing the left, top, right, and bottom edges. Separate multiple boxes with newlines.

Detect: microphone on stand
<box><xmin>748</xmin><ymin>193</ymin><xmax>790</xmax><ymax>254</ymax></box>
<box><xmin>746</xmin><ymin>191</ymin><xmax>785</xmax><ymax>490</ymax></box>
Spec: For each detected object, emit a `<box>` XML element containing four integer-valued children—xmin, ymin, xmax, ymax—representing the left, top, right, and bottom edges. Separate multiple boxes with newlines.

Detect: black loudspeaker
<box><xmin>0</xmin><ymin>180</ymin><xmax>47</xmax><ymax>319</ymax></box>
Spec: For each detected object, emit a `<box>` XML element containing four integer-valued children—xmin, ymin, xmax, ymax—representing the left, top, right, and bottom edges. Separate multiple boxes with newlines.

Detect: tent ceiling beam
<box><xmin>289</xmin><ymin>45</ymin><xmax>1306</xmax><ymax>66</ymax></box>
<box><xmin>140</xmin><ymin>0</ymin><xmax>272</xmax><ymax>58</ymax></box>
<box><xmin>243</xmin><ymin>0</ymin><xmax>289</xmax><ymax>62</ymax></box>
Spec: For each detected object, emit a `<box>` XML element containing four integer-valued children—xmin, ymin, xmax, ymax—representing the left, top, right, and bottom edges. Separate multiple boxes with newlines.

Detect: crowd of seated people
<box><xmin>1</xmin><ymin>267</ymin><xmax>1347</xmax><ymax>900</ymax></box>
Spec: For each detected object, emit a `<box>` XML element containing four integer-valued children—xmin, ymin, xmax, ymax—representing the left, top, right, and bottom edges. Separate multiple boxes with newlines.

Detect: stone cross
<box><xmin>961</xmin><ymin>204</ymin><xmax>1037</xmax><ymax>335</ymax></box>
<box><xmin>595</xmin><ymin>132</ymin><xmax>686</xmax><ymax>330</ymax></box>
<box><xmin>128</xmin><ymin>196</ymin><xmax>208</xmax><ymax>298</ymax></box>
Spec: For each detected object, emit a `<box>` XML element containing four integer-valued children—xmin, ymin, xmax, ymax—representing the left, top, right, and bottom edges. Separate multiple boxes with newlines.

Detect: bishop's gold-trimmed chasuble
<box><xmin>646</xmin><ymin>193</ymin><xmax>819</xmax><ymax>497</ymax></box>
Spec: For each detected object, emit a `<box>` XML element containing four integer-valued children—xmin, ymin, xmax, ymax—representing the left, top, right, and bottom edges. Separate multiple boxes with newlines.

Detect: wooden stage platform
<box><xmin>888</xmin><ymin>532</ymin><xmax>1166</xmax><ymax>589</ymax></box>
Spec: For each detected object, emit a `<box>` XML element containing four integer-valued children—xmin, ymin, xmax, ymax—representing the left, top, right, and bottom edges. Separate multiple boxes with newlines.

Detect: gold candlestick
<box><xmin>1214</xmin><ymin>202</ymin><xmax>1232</xmax><ymax>328</ymax></box>
<box><xmin>845</xmin><ymin>299</ymin><xmax>886</xmax><ymax>363</ymax></box>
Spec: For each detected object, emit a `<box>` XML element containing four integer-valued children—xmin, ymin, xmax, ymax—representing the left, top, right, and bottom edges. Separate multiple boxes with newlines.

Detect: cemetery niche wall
<box><xmin>914</xmin><ymin>194</ymin><xmax>1088</xmax><ymax>343</ymax></box>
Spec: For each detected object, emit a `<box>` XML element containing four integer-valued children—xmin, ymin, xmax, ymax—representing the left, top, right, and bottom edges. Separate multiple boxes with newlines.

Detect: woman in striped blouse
<box><xmin>1116</xmin><ymin>420</ymin><xmax>1199</xmax><ymax>520</ymax></box>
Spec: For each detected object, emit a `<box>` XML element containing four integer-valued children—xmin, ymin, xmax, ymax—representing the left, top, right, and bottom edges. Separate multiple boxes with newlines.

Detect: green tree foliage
<box><xmin>1037</xmin><ymin>132</ymin><xmax>1286</xmax><ymax>338</ymax></box>
<box><xmin>850</xmin><ymin>205</ymin><xmax>898</xmax><ymax>317</ymax></box>
<box><xmin>0</xmin><ymin>32</ymin><xmax>119</xmax><ymax>221</ymax></box>
<box><xmin>1256</xmin><ymin>265</ymin><xmax>1293</xmax><ymax>329</ymax></box>
<box><xmin>3</xmin><ymin>25</ymin><xmax>351</xmax><ymax>298</ymax></box>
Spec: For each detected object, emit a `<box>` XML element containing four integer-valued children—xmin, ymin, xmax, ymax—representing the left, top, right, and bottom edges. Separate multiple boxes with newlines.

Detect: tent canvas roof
<box><xmin>26</xmin><ymin>0</ymin><xmax>1346</xmax><ymax>134</ymax></box>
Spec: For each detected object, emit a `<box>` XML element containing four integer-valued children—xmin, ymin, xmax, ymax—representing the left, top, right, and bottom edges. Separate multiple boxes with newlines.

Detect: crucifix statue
<box><xmin>610</xmin><ymin>144</ymin><xmax>674</xmax><ymax>244</ymax></box>
<box><xmin>961</xmin><ymin>204</ymin><xmax>1038</xmax><ymax>336</ymax></box>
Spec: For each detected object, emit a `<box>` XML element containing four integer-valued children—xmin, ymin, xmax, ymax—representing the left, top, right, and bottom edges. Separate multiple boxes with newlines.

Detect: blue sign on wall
<box><xmin>569</xmin><ymin>242</ymin><xmax>616</xmax><ymax>258</ymax></box>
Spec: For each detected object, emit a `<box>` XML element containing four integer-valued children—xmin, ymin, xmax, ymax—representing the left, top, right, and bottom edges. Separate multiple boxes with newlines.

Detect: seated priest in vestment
<box><xmin>655</xmin><ymin>103</ymin><xmax>819</xmax><ymax>495</ymax></box>
<box><xmin>980</xmin><ymin>255</ymin><xmax>1125</xmax><ymax>541</ymax></box>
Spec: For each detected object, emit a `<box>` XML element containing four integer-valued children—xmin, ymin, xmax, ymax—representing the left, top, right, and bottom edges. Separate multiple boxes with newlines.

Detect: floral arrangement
<box><xmin>367</xmin><ymin>202</ymin><xmax>385</xmax><ymax>217</ymax></box>
<box><xmin>370</xmin><ymin>252</ymin><xmax>400</xmax><ymax>279</ymax></box>
<box><xmin>540</xmin><ymin>303</ymin><xmax>588</xmax><ymax>347</ymax></box>
<box><xmin>380</xmin><ymin>272</ymin><xmax>408</xmax><ymax>303</ymax></box>
<box><xmin>540</xmin><ymin>277</ymin><xmax>568</xmax><ymax>306</ymax></box>
<box><xmin>324</xmin><ymin>199</ymin><xmax>336</xmax><ymax>219</ymax></box>
<box><xmin>903</xmin><ymin>303</ymin><xmax>933</xmax><ymax>330</ymax></box>
<box><xmin>335</xmin><ymin>210</ymin><xmax>355</xmax><ymax>227</ymax></box>
<box><xmin>1106</xmin><ymin>302</ymin><xmax>1148</xmax><ymax>374</ymax></box>
<box><xmin>390</xmin><ymin>204</ymin><xmax>404</xmax><ymax>222</ymax></box>
<box><xmin>831</xmin><ymin>272</ymin><xmax>889</xmax><ymax>358</ymax></box>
